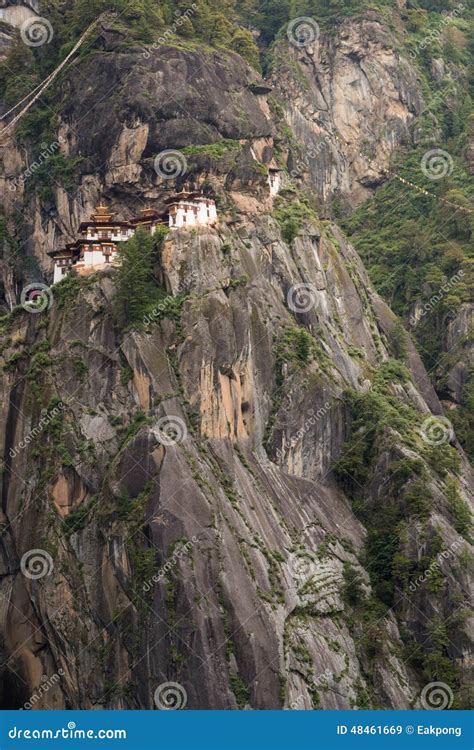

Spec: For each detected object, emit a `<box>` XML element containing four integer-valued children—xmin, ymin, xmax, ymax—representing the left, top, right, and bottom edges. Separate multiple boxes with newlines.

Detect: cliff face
<box><xmin>2</xmin><ymin>43</ymin><xmax>275</xmax><ymax>279</ymax></box>
<box><xmin>1</xmin><ymin>19</ymin><xmax>426</xmax><ymax>279</ymax></box>
<box><xmin>271</xmin><ymin>18</ymin><xmax>423</xmax><ymax>208</ymax></box>
<box><xmin>1</xmin><ymin>217</ymin><xmax>472</xmax><ymax>709</ymax></box>
<box><xmin>0</xmin><ymin>14</ymin><xmax>472</xmax><ymax>711</ymax></box>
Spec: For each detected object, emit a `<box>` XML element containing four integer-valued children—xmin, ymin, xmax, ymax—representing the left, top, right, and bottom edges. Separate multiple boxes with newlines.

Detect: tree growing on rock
<box><xmin>114</xmin><ymin>226</ymin><xmax>167</xmax><ymax>327</ymax></box>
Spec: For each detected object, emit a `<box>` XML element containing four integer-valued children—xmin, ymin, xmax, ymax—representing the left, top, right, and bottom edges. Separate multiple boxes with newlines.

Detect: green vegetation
<box><xmin>342</xmin><ymin>145</ymin><xmax>473</xmax><ymax>461</ymax></box>
<box><xmin>333</xmin><ymin>388</ymin><xmax>418</xmax><ymax>495</ymax></box>
<box><xmin>229</xmin><ymin>674</ymin><xmax>251</xmax><ymax>708</ymax></box>
<box><xmin>342</xmin><ymin>149</ymin><xmax>472</xmax><ymax>326</ymax></box>
<box><xmin>218</xmin><ymin>585</ymin><xmax>252</xmax><ymax>707</ymax></box>
<box><xmin>63</xmin><ymin>496</ymin><xmax>99</xmax><ymax>536</ymax></box>
<box><xmin>114</xmin><ymin>227</ymin><xmax>168</xmax><ymax>328</ymax></box>
<box><xmin>0</xmin><ymin>0</ymin><xmax>263</xmax><ymax>101</ymax></box>
<box><xmin>273</xmin><ymin>191</ymin><xmax>318</xmax><ymax>245</ymax></box>
<box><xmin>402</xmin><ymin>604</ymin><xmax>468</xmax><ymax>708</ymax></box>
<box><xmin>337</xmin><ymin>0</ymin><xmax>473</xmax><ymax>461</ymax></box>
<box><xmin>26</xmin><ymin>154</ymin><xmax>84</xmax><ymax>202</ymax></box>
<box><xmin>342</xmin><ymin>562</ymin><xmax>366</xmax><ymax>607</ymax></box>
<box><xmin>182</xmin><ymin>140</ymin><xmax>241</xmax><ymax>158</ymax></box>
<box><xmin>445</xmin><ymin>477</ymin><xmax>472</xmax><ymax>539</ymax></box>
<box><xmin>333</xmin><ymin>365</ymin><xmax>446</xmax><ymax>605</ymax></box>
<box><xmin>275</xmin><ymin>326</ymin><xmax>319</xmax><ymax>369</ymax></box>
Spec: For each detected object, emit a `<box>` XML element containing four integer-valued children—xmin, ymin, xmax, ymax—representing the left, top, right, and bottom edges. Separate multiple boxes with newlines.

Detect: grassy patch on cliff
<box><xmin>182</xmin><ymin>139</ymin><xmax>241</xmax><ymax>158</ymax></box>
<box><xmin>273</xmin><ymin>190</ymin><xmax>319</xmax><ymax>245</ymax></box>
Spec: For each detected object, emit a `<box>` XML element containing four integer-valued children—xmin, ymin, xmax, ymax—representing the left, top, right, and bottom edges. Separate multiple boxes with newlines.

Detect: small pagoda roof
<box><xmin>91</xmin><ymin>204</ymin><xmax>113</xmax><ymax>222</ymax></box>
<box><xmin>78</xmin><ymin>203</ymin><xmax>132</xmax><ymax>231</ymax></box>
<box><xmin>47</xmin><ymin>247</ymin><xmax>74</xmax><ymax>259</ymax></box>
<box><xmin>130</xmin><ymin>207</ymin><xmax>167</xmax><ymax>225</ymax></box>
<box><xmin>267</xmin><ymin>160</ymin><xmax>281</xmax><ymax>172</ymax></box>
<box><xmin>164</xmin><ymin>190</ymin><xmax>204</xmax><ymax>205</ymax></box>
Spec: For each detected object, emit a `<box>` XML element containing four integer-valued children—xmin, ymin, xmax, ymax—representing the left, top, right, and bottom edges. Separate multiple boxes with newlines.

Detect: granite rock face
<box><xmin>1</xmin><ymin>43</ymin><xmax>275</xmax><ymax>286</ymax></box>
<box><xmin>272</xmin><ymin>18</ymin><xmax>423</xmax><ymax>208</ymax></box>
<box><xmin>0</xmin><ymin>217</ymin><xmax>472</xmax><ymax>709</ymax></box>
<box><xmin>0</xmin><ymin>19</ymin><xmax>472</xmax><ymax>711</ymax></box>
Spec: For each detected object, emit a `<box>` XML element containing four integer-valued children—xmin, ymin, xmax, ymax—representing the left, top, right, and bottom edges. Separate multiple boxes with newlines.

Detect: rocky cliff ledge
<box><xmin>1</xmin><ymin>210</ymin><xmax>472</xmax><ymax>708</ymax></box>
<box><xmin>272</xmin><ymin>17</ymin><xmax>423</xmax><ymax>208</ymax></box>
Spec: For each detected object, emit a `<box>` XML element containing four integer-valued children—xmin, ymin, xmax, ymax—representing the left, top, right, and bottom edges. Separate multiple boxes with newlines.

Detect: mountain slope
<box><xmin>0</xmin><ymin>2</ymin><xmax>472</xmax><ymax>710</ymax></box>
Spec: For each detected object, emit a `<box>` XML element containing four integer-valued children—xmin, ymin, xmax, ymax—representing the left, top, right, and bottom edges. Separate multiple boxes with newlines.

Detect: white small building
<box><xmin>49</xmin><ymin>205</ymin><xmax>132</xmax><ymax>284</ymax></box>
<box><xmin>49</xmin><ymin>196</ymin><xmax>219</xmax><ymax>284</ymax></box>
<box><xmin>130</xmin><ymin>207</ymin><xmax>168</xmax><ymax>235</ymax></box>
<box><xmin>165</xmin><ymin>192</ymin><xmax>217</xmax><ymax>229</ymax></box>
<box><xmin>268</xmin><ymin>164</ymin><xmax>282</xmax><ymax>197</ymax></box>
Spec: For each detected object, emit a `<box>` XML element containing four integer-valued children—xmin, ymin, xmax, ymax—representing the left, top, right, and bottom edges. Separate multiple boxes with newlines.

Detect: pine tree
<box><xmin>114</xmin><ymin>228</ymin><xmax>159</xmax><ymax>327</ymax></box>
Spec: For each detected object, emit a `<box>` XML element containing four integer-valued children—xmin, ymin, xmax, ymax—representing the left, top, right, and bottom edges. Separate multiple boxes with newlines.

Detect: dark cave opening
<box><xmin>0</xmin><ymin>668</ymin><xmax>30</xmax><ymax>709</ymax></box>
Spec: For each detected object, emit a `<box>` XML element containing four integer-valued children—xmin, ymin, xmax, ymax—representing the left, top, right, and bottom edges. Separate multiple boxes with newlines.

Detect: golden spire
<box><xmin>91</xmin><ymin>203</ymin><xmax>113</xmax><ymax>222</ymax></box>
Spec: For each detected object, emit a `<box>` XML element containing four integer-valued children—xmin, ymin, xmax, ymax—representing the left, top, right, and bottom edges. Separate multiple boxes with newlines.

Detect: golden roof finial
<box><xmin>91</xmin><ymin>203</ymin><xmax>113</xmax><ymax>222</ymax></box>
